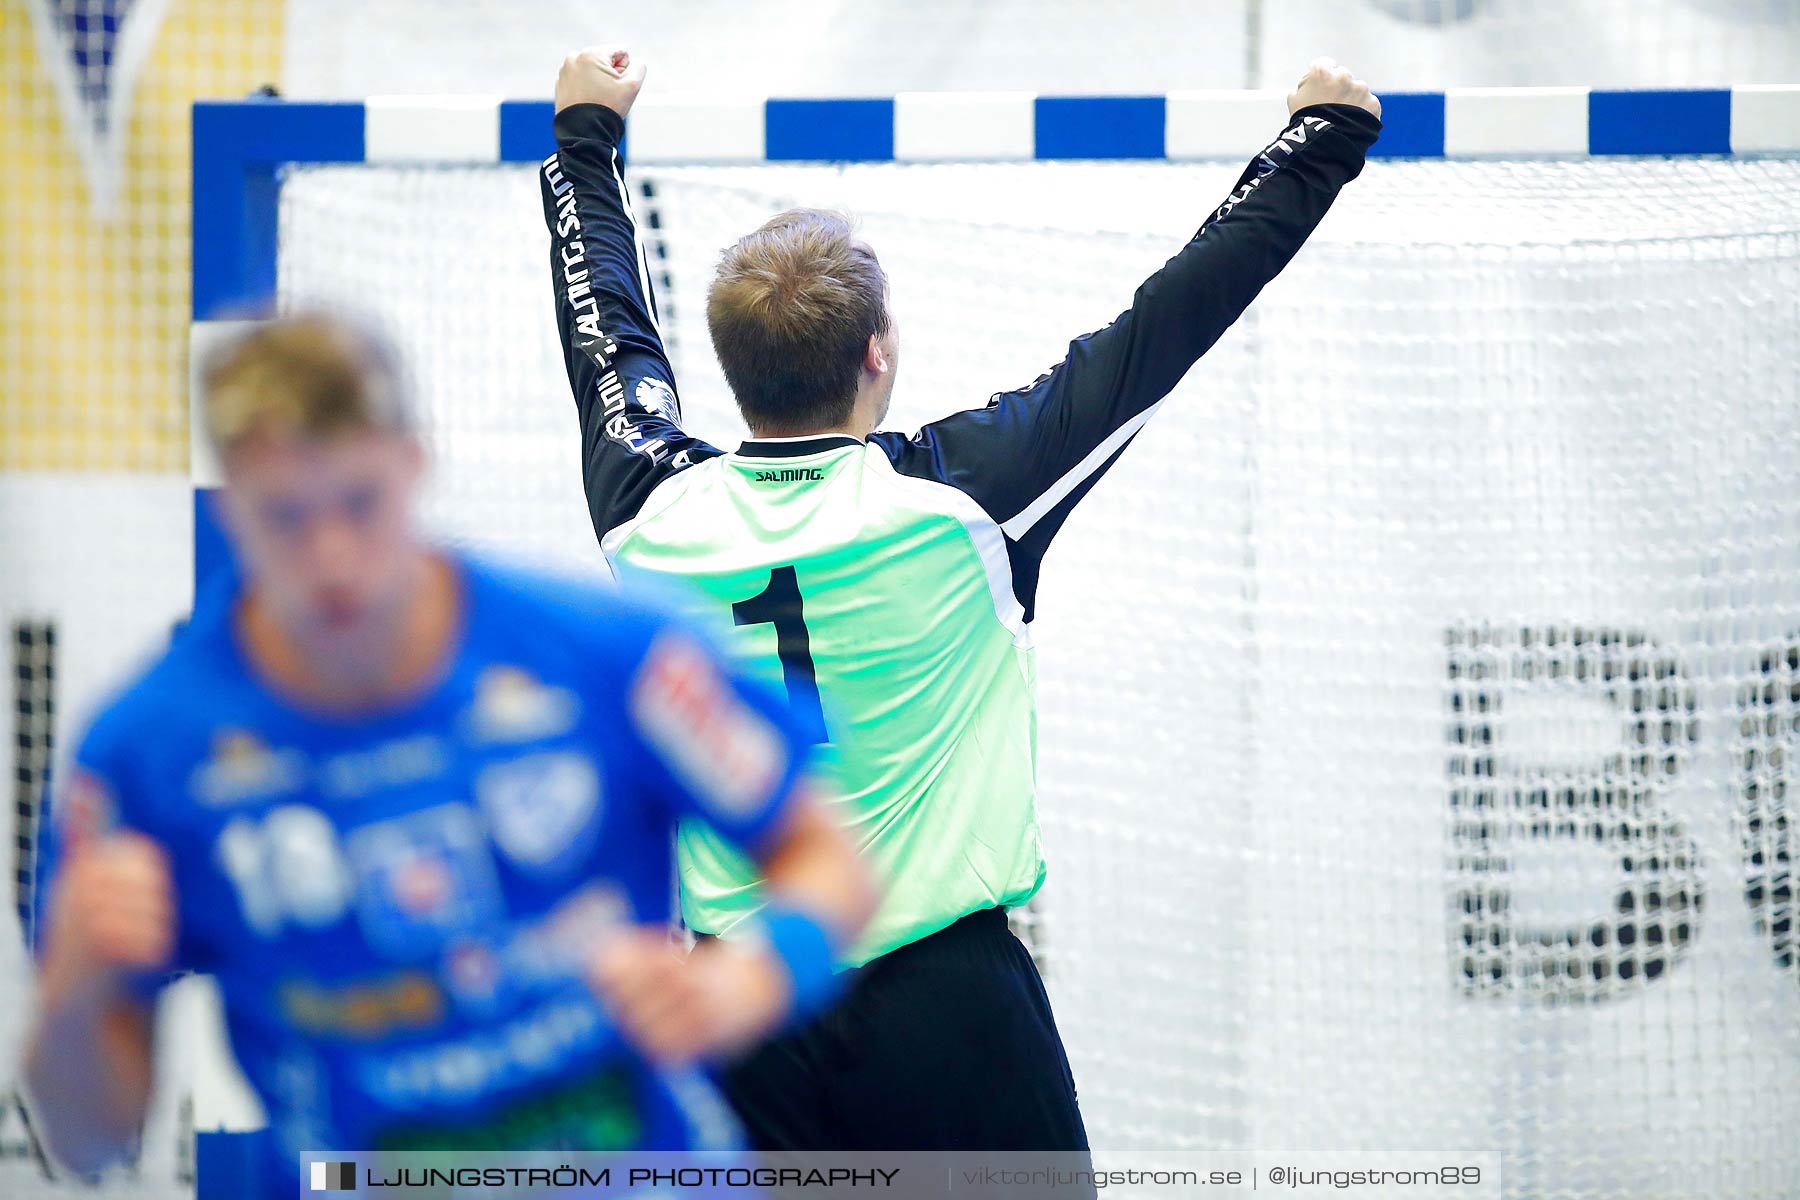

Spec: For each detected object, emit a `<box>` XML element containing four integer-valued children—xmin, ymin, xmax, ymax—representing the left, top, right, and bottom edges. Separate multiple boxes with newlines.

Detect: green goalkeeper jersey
<box><xmin>604</xmin><ymin>436</ymin><xmax>1043</xmax><ymax>965</ymax></box>
<box><xmin>538</xmin><ymin>101</ymin><xmax>1381</xmax><ymax>966</ymax></box>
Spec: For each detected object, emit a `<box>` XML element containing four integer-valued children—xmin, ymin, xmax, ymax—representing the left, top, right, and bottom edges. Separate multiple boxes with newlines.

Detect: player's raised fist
<box><xmin>1289</xmin><ymin>57</ymin><xmax>1380</xmax><ymax>120</ymax></box>
<box><xmin>41</xmin><ymin>831</ymin><xmax>175</xmax><ymax>1000</ymax></box>
<box><xmin>555</xmin><ymin>46</ymin><xmax>647</xmax><ymax>118</ymax></box>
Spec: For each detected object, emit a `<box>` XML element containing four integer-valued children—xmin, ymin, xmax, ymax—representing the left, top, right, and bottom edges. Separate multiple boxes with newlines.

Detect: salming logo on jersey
<box><xmin>1215</xmin><ymin>114</ymin><xmax>1334</xmax><ymax>223</ymax></box>
<box><xmin>751</xmin><ymin>467</ymin><xmax>826</xmax><ymax>483</ymax></box>
<box><xmin>544</xmin><ymin>150</ymin><xmax>684</xmax><ymax>469</ymax></box>
<box><xmin>545</xmin><ymin>156</ymin><xmax>605</xmax><ymax>345</ymax></box>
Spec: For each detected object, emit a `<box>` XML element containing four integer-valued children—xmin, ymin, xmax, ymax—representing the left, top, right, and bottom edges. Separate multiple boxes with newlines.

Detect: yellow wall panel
<box><xmin>1</xmin><ymin>0</ymin><xmax>284</xmax><ymax>470</ymax></box>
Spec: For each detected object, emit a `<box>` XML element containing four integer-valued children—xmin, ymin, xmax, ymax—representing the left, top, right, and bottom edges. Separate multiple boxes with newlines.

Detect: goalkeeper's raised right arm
<box><xmin>871</xmin><ymin>59</ymin><xmax>1382</xmax><ymax>620</ymax></box>
<box><xmin>542</xmin><ymin>46</ymin><xmax>723</xmax><ymax>555</ymax></box>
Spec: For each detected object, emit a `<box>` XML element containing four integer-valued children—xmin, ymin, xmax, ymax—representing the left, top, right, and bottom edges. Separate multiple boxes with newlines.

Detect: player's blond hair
<box><xmin>201</xmin><ymin>313</ymin><xmax>412</xmax><ymax>457</ymax></box>
<box><xmin>706</xmin><ymin>209</ymin><xmax>889</xmax><ymax>435</ymax></box>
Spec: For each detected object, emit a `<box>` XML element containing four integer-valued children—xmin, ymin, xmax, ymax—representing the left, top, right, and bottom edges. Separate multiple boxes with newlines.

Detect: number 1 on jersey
<box><xmin>732</xmin><ymin>565</ymin><xmax>828</xmax><ymax>744</ymax></box>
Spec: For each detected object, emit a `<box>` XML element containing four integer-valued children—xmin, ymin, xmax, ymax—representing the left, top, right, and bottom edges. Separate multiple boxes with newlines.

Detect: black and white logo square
<box><xmin>310</xmin><ymin>1161</ymin><xmax>355</xmax><ymax>1191</ymax></box>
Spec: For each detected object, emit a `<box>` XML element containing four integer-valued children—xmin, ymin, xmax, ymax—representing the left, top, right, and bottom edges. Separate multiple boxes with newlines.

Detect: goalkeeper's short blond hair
<box><xmin>706</xmin><ymin>208</ymin><xmax>889</xmax><ymax>436</ymax></box>
<box><xmin>200</xmin><ymin>313</ymin><xmax>413</xmax><ymax>458</ymax></box>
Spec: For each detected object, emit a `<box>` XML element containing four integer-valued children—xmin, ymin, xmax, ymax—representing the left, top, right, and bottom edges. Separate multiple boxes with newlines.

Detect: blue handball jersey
<box><xmin>40</xmin><ymin>552</ymin><xmax>812</xmax><ymax>1190</ymax></box>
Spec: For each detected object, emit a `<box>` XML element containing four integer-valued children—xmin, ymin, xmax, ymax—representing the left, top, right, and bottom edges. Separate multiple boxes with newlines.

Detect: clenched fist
<box><xmin>40</xmin><ymin>832</ymin><xmax>175</xmax><ymax>1004</ymax></box>
<box><xmin>555</xmin><ymin>46</ymin><xmax>646</xmax><ymax>118</ymax></box>
<box><xmin>1289</xmin><ymin>57</ymin><xmax>1381</xmax><ymax>120</ymax></box>
<box><xmin>589</xmin><ymin>928</ymin><xmax>789</xmax><ymax>1066</ymax></box>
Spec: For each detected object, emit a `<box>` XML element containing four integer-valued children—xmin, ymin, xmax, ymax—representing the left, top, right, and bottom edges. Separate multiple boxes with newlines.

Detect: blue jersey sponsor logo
<box><xmin>357</xmin><ymin>995</ymin><xmax>613</xmax><ymax>1110</ymax></box>
<box><xmin>189</xmin><ymin>729</ymin><xmax>306</xmax><ymax>807</ymax></box>
<box><xmin>440</xmin><ymin>937</ymin><xmax>513</xmax><ymax>1020</ymax></box>
<box><xmin>462</xmin><ymin>666</ymin><xmax>580</xmax><ymax>744</ymax></box>
<box><xmin>477</xmin><ymin>750</ymin><xmax>603</xmax><ymax>879</ymax></box>
<box><xmin>439</xmin><ymin>883</ymin><xmax>632</xmax><ymax>1020</ymax></box>
<box><xmin>346</xmin><ymin>804</ymin><xmax>506</xmax><ymax>962</ymax></box>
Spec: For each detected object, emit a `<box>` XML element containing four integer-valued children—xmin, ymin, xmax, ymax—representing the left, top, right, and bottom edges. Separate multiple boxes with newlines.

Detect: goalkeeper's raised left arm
<box><xmin>871</xmin><ymin>59</ymin><xmax>1382</xmax><ymax>615</ymax></box>
<box><xmin>542</xmin><ymin>47</ymin><xmax>722</xmax><ymax>557</ymax></box>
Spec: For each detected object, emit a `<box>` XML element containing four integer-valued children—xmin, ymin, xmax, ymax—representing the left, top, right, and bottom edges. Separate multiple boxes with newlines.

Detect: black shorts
<box><xmin>713</xmin><ymin>906</ymin><xmax>1090</xmax><ymax>1151</ymax></box>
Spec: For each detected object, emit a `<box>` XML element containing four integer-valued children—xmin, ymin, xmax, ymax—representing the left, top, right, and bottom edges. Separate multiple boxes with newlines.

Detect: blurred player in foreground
<box><xmin>544</xmin><ymin>47</ymin><xmax>1380</xmax><ymax>1149</ymax></box>
<box><xmin>25</xmin><ymin>315</ymin><xmax>874</xmax><ymax>1195</ymax></box>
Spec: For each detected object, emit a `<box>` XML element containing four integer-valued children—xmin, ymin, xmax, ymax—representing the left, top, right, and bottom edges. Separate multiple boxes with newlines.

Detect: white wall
<box><xmin>0</xmin><ymin>473</ymin><xmax>195</xmax><ymax>1192</ymax></box>
<box><xmin>279</xmin><ymin>0</ymin><xmax>1800</xmax><ymax>101</ymax></box>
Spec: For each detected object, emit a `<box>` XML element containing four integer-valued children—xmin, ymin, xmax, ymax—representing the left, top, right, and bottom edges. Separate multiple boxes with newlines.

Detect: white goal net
<box><xmin>266</xmin><ymin>152</ymin><xmax>1800</xmax><ymax>1200</ymax></box>
<box><xmin>265</xmin><ymin>153</ymin><xmax>1800</xmax><ymax>1198</ymax></box>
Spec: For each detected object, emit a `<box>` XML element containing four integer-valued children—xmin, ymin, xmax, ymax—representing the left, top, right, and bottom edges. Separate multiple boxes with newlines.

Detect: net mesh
<box><xmin>266</xmin><ymin>156</ymin><xmax>1800</xmax><ymax>1197</ymax></box>
<box><xmin>1256</xmin><ymin>0</ymin><xmax>1800</xmax><ymax>90</ymax></box>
